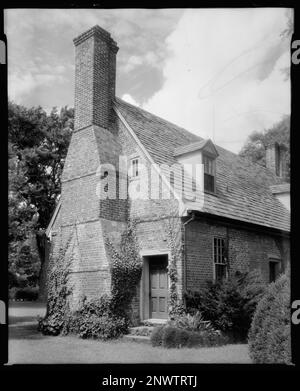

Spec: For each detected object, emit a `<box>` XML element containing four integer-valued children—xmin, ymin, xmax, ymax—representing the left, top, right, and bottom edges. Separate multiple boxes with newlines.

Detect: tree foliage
<box><xmin>239</xmin><ymin>115</ymin><xmax>290</xmax><ymax>181</ymax></box>
<box><xmin>8</xmin><ymin>101</ymin><xmax>73</xmax><ymax>291</ymax></box>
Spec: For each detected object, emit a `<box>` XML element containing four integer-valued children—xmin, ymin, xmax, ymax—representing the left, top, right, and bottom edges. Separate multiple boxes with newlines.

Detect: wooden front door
<box><xmin>149</xmin><ymin>257</ymin><xmax>168</xmax><ymax>319</ymax></box>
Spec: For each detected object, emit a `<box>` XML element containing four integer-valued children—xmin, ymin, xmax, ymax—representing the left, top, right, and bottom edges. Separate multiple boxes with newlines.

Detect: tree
<box><xmin>8</xmin><ymin>102</ymin><xmax>73</xmax><ymax>292</ymax></box>
<box><xmin>239</xmin><ymin>115</ymin><xmax>290</xmax><ymax>181</ymax></box>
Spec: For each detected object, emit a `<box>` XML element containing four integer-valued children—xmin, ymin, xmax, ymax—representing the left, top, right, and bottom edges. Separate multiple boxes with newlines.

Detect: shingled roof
<box><xmin>115</xmin><ymin>97</ymin><xmax>290</xmax><ymax>233</ymax></box>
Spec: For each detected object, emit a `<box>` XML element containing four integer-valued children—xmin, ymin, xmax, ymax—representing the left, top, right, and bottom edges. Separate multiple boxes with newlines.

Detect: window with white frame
<box><xmin>131</xmin><ymin>157</ymin><xmax>139</xmax><ymax>178</ymax></box>
<box><xmin>203</xmin><ymin>154</ymin><xmax>216</xmax><ymax>193</ymax></box>
<box><xmin>213</xmin><ymin>237</ymin><xmax>227</xmax><ymax>281</ymax></box>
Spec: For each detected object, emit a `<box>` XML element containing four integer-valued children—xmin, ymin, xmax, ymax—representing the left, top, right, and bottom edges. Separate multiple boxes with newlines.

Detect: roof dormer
<box><xmin>270</xmin><ymin>183</ymin><xmax>290</xmax><ymax>211</ymax></box>
<box><xmin>173</xmin><ymin>139</ymin><xmax>219</xmax><ymax>194</ymax></box>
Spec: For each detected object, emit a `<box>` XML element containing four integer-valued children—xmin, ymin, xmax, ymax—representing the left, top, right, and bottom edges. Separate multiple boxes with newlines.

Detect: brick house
<box><xmin>45</xmin><ymin>25</ymin><xmax>290</xmax><ymax>324</ymax></box>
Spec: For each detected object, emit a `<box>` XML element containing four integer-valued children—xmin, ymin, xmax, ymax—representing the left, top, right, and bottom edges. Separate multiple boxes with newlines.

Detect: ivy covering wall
<box><xmin>105</xmin><ymin>220</ymin><xmax>142</xmax><ymax>322</ymax></box>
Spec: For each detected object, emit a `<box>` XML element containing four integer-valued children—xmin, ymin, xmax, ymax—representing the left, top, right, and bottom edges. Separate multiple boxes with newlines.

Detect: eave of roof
<box><xmin>270</xmin><ymin>183</ymin><xmax>290</xmax><ymax>194</ymax></box>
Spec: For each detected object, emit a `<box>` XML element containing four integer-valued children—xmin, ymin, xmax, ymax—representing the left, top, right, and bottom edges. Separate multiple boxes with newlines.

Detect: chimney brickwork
<box><xmin>73</xmin><ymin>25</ymin><xmax>118</xmax><ymax>130</ymax></box>
<box><xmin>265</xmin><ymin>142</ymin><xmax>287</xmax><ymax>178</ymax></box>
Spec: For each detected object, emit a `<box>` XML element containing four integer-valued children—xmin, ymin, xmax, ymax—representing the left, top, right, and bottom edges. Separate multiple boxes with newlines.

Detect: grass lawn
<box><xmin>8</xmin><ymin>301</ymin><xmax>251</xmax><ymax>364</ymax></box>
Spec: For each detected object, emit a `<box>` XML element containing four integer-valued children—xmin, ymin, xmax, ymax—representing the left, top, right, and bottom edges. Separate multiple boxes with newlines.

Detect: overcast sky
<box><xmin>5</xmin><ymin>8</ymin><xmax>292</xmax><ymax>153</ymax></box>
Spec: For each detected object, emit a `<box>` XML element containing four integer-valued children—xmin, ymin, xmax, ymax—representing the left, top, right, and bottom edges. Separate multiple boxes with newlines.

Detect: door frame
<box><xmin>139</xmin><ymin>250</ymin><xmax>170</xmax><ymax>321</ymax></box>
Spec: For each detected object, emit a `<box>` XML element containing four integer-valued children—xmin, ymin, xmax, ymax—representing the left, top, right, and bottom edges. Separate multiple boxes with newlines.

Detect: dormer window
<box><xmin>173</xmin><ymin>138</ymin><xmax>218</xmax><ymax>195</ymax></box>
<box><xmin>131</xmin><ymin>157</ymin><xmax>139</xmax><ymax>178</ymax></box>
<box><xmin>203</xmin><ymin>154</ymin><xmax>216</xmax><ymax>193</ymax></box>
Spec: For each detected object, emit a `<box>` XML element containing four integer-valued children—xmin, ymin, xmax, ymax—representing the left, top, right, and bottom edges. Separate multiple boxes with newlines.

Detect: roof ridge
<box><xmin>115</xmin><ymin>97</ymin><xmax>203</xmax><ymax>141</ymax></box>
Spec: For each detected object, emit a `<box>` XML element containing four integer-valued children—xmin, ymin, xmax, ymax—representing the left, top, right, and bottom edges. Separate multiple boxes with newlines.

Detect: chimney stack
<box><xmin>265</xmin><ymin>142</ymin><xmax>287</xmax><ymax>178</ymax></box>
<box><xmin>73</xmin><ymin>25</ymin><xmax>119</xmax><ymax>131</ymax></box>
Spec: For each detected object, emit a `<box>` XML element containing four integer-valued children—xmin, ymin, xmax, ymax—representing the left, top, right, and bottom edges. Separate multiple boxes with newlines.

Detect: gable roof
<box><xmin>115</xmin><ymin>97</ymin><xmax>290</xmax><ymax>233</ymax></box>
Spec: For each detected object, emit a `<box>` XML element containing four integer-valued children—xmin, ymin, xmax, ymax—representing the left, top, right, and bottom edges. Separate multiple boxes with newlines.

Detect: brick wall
<box><xmin>116</xmin><ymin>113</ymin><xmax>184</xmax><ymax>317</ymax></box>
<box><xmin>185</xmin><ymin>216</ymin><xmax>290</xmax><ymax>291</ymax></box>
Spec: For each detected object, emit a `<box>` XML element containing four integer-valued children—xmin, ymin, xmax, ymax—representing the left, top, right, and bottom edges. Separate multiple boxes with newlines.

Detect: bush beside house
<box><xmin>248</xmin><ymin>273</ymin><xmax>291</xmax><ymax>364</ymax></box>
<box><xmin>150</xmin><ymin>311</ymin><xmax>228</xmax><ymax>348</ymax></box>
<box><xmin>62</xmin><ymin>295</ymin><xmax>128</xmax><ymax>339</ymax></box>
<box><xmin>39</xmin><ymin>294</ymin><xmax>129</xmax><ymax>339</ymax></box>
<box><xmin>38</xmin><ymin>223</ymin><xmax>138</xmax><ymax>340</ymax></box>
<box><xmin>184</xmin><ymin>270</ymin><xmax>266</xmax><ymax>341</ymax></box>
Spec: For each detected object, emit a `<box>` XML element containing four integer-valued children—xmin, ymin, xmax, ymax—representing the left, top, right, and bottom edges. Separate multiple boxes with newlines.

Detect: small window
<box><xmin>203</xmin><ymin>154</ymin><xmax>215</xmax><ymax>193</ymax></box>
<box><xmin>131</xmin><ymin>158</ymin><xmax>139</xmax><ymax>178</ymax></box>
<box><xmin>101</xmin><ymin>171</ymin><xmax>109</xmax><ymax>193</ymax></box>
<box><xmin>213</xmin><ymin>237</ymin><xmax>227</xmax><ymax>282</ymax></box>
<box><xmin>269</xmin><ymin>261</ymin><xmax>280</xmax><ymax>283</ymax></box>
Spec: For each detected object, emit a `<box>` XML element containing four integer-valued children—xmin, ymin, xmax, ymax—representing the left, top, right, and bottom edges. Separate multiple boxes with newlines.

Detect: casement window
<box><xmin>269</xmin><ymin>260</ymin><xmax>280</xmax><ymax>283</ymax></box>
<box><xmin>203</xmin><ymin>154</ymin><xmax>216</xmax><ymax>193</ymax></box>
<box><xmin>213</xmin><ymin>237</ymin><xmax>227</xmax><ymax>282</ymax></box>
<box><xmin>131</xmin><ymin>158</ymin><xmax>139</xmax><ymax>178</ymax></box>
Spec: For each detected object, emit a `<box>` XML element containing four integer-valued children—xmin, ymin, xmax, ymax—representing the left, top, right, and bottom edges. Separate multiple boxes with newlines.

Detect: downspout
<box><xmin>182</xmin><ymin>211</ymin><xmax>195</xmax><ymax>302</ymax></box>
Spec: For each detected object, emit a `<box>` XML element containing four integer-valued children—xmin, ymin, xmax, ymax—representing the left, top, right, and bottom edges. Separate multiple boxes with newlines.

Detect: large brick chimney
<box><xmin>73</xmin><ymin>25</ymin><xmax>119</xmax><ymax>130</ymax></box>
<box><xmin>55</xmin><ymin>26</ymin><xmax>126</xmax><ymax>309</ymax></box>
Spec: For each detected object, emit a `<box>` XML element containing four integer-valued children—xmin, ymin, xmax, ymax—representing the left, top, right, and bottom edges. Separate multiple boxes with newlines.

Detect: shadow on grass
<box><xmin>9</xmin><ymin>323</ymin><xmax>47</xmax><ymax>340</ymax></box>
<box><xmin>9</xmin><ymin>315</ymin><xmax>41</xmax><ymax>325</ymax></box>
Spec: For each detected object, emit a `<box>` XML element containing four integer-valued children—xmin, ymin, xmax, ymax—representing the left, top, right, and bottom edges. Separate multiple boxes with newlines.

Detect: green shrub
<box><xmin>77</xmin><ymin>314</ymin><xmax>128</xmax><ymax>340</ymax></box>
<box><xmin>62</xmin><ymin>296</ymin><xmax>128</xmax><ymax>340</ymax></box>
<box><xmin>38</xmin><ymin>315</ymin><xmax>61</xmax><ymax>336</ymax></box>
<box><xmin>38</xmin><ymin>234</ymin><xmax>73</xmax><ymax>336</ymax></box>
<box><xmin>150</xmin><ymin>325</ymin><xmax>165</xmax><ymax>347</ymax></box>
<box><xmin>78</xmin><ymin>295</ymin><xmax>112</xmax><ymax>317</ymax></box>
<box><xmin>185</xmin><ymin>270</ymin><xmax>266</xmax><ymax>341</ymax></box>
<box><xmin>162</xmin><ymin>326</ymin><xmax>180</xmax><ymax>348</ymax></box>
<box><xmin>150</xmin><ymin>324</ymin><xmax>227</xmax><ymax>349</ymax></box>
<box><xmin>12</xmin><ymin>286</ymin><xmax>39</xmax><ymax>301</ymax></box>
<box><xmin>248</xmin><ymin>273</ymin><xmax>291</xmax><ymax>364</ymax></box>
<box><xmin>169</xmin><ymin>311</ymin><xmax>215</xmax><ymax>333</ymax></box>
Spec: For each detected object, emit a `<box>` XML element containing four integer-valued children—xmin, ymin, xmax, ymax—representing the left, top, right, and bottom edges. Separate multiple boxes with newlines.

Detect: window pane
<box><xmin>203</xmin><ymin>156</ymin><xmax>208</xmax><ymax>173</ymax></box>
<box><xmin>131</xmin><ymin>159</ymin><xmax>139</xmax><ymax>177</ymax></box>
<box><xmin>204</xmin><ymin>155</ymin><xmax>214</xmax><ymax>174</ymax></box>
<box><xmin>213</xmin><ymin>239</ymin><xmax>226</xmax><ymax>263</ymax></box>
<box><xmin>208</xmin><ymin>159</ymin><xmax>212</xmax><ymax>174</ymax></box>
<box><xmin>213</xmin><ymin>238</ymin><xmax>217</xmax><ymax>263</ymax></box>
<box><xmin>215</xmin><ymin>264</ymin><xmax>226</xmax><ymax>282</ymax></box>
<box><xmin>204</xmin><ymin>173</ymin><xmax>214</xmax><ymax>192</ymax></box>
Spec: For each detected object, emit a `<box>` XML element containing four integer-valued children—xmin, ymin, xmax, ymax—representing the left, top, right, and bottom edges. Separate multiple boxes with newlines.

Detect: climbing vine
<box><xmin>105</xmin><ymin>220</ymin><xmax>142</xmax><ymax>320</ymax></box>
<box><xmin>38</xmin><ymin>229</ymin><xmax>75</xmax><ymax>335</ymax></box>
<box><xmin>165</xmin><ymin>217</ymin><xmax>185</xmax><ymax>319</ymax></box>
